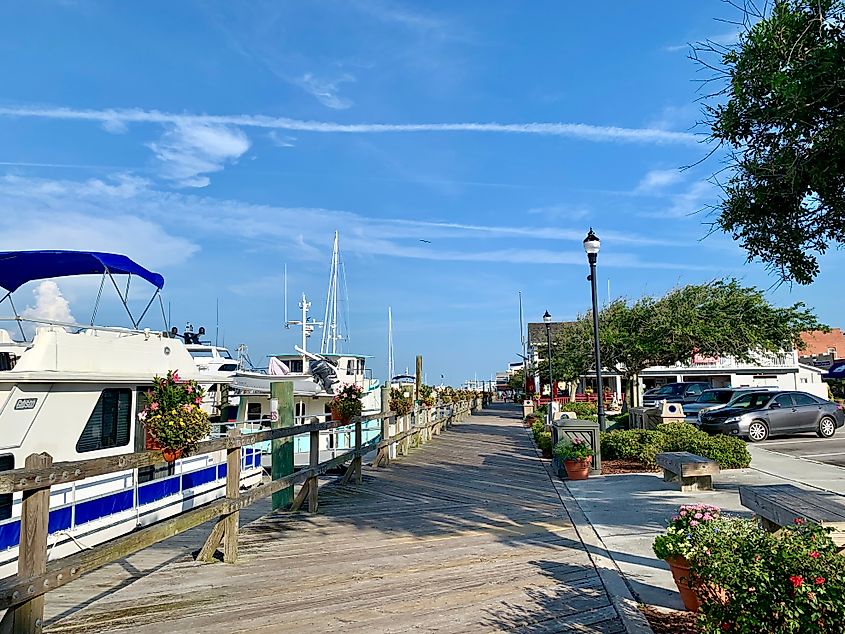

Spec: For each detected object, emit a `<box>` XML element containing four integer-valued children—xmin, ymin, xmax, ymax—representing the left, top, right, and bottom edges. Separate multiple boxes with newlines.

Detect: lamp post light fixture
<box><xmin>543</xmin><ymin>310</ymin><xmax>554</xmax><ymax>428</ymax></box>
<box><xmin>583</xmin><ymin>228</ymin><xmax>606</xmax><ymax>431</ymax></box>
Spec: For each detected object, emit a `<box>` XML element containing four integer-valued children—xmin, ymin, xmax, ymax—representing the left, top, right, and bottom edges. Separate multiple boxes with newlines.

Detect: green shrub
<box><xmin>531</xmin><ymin>419</ymin><xmax>545</xmax><ymax>441</ymax></box>
<box><xmin>599</xmin><ymin>423</ymin><xmax>751</xmax><ymax>469</ymax></box>
<box><xmin>536</xmin><ymin>431</ymin><xmax>552</xmax><ymax>453</ymax></box>
<box><xmin>600</xmin><ymin>429</ymin><xmax>658</xmax><ymax>460</ymax></box>
<box><xmin>562</xmin><ymin>402</ymin><xmax>598</xmax><ymax>418</ymax></box>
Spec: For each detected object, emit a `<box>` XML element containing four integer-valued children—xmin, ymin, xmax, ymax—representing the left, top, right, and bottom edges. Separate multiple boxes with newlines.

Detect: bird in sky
<box><xmin>419</xmin><ymin>239</ymin><xmax>432</xmax><ymax>244</ymax></box>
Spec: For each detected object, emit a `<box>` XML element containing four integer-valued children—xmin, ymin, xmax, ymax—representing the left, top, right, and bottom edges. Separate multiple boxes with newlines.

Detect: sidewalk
<box><xmin>564</xmin><ymin>444</ymin><xmax>845</xmax><ymax>611</ymax></box>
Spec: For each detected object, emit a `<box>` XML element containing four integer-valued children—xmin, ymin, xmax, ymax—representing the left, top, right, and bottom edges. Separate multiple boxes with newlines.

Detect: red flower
<box><xmin>721</xmin><ymin>623</ymin><xmax>731</xmax><ymax>631</ymax></box>
<box><xmin>794</xmin><ymin>518</ymin><xmax>804</xmax><ymax>525</ymax></box>
<box><xmin>815</xmin><ymin>577</ymin><xmax>825</xmax><ymax>585</ymax></box>
<box><xmin>810</xmin><ymin>550</ymin><xmax>820</xmax><ymax>559</ymax></box>
<box><xmin>790</xmin><ymin>575</ymin><xmax>804</xmax><ymax>588</ymax></box>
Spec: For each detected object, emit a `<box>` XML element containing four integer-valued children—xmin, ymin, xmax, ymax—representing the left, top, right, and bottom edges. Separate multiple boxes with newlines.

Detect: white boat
<box><xmin>0</xmin><ymin>250</ymin><xmax>262</xmax><ymax>578</ymax></box>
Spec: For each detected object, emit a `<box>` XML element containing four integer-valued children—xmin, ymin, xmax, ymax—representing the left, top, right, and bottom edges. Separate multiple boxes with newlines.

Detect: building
<box><xmin>799</xmin><ymin>329</ymin><xmax>845</xmax><ymax>369</ymax></box>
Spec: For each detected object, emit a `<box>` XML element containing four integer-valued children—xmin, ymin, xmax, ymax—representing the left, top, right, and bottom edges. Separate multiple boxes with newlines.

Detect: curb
<box><xmin>526</xmin><ymin>427</ymin><xmax>654</xmax><ymax>634</ymax></box>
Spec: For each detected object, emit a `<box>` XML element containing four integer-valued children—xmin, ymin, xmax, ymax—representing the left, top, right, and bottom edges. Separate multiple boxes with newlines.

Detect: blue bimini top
<box><xmin>0</xmin><ymin>250</ymin><xmax>164</xmax><ymax>292</ymax></box>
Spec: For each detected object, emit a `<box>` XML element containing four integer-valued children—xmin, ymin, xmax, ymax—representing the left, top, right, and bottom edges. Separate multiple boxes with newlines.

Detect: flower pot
<box><xmin>665</xmin><ymin>556</ymin><xmax>700</xmax><ymax>612</ymax></box>
<box><xmin>145</xmin><ymin>427</ymin><xmax>162</xmax><ymax>451</ymax></box>
<box><xmin>564</xmin><ymin>457</ymin><xmax>591</xmax><ymax>480</ymax></box>
<box><xmin>162</xmin><ymin>447</ymin><xmax>183</xmax><ymax>463</ymax></box>
<box><xmin>330</xmin><ymin>406</ymin><xmax>350</xmax><ymax>424</ymax></box>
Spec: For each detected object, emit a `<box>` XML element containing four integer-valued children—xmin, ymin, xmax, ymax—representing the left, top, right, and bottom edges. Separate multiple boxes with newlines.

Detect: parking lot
<box><xmin>756</xmin><ymin>434</ymin><xmax>845</xmax><ymax>469</ymax></box>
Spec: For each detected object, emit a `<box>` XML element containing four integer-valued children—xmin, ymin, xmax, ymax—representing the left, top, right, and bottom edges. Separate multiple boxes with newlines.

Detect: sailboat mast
<box><xmin>321</xmin><ymin>231</ymin><xmax>342</xmax><ymax>355</ymax></box>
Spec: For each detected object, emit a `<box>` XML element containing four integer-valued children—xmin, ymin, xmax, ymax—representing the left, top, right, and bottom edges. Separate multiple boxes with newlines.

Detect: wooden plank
<box><xmin>4</xmin><ymin>453</ymin><xmax>52</xmax><ymax>634</ymax></box>
<box><xmin>740</xmin><ymin>484</ymin><xmax>845</xmax><ymax>530</ymax></box>
<box><xmin>223</xmin><ymin>430</ymin><xmax>241</xmax><ymax>564</ymax></box>
<box><xmin>271</xmin><ymin>381</ymin><xmax>294</xmax><ymax>511</ymax></box>
<box><xmin>308</xmin><ymin>429</ymin><xmax>319</xmax><ymax>513</ymax></box>
<box><xmin>195</xmin><ymin>520</ymin><xmax>225</xmax><ymax>563</ymax></box>
<box><xmin>656</xmin><ymin>451</ymin><xmax>719</xmax><ymax>477</ymax></box>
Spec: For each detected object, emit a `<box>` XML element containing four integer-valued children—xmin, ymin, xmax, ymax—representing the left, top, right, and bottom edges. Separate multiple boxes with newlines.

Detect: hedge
<box><xmin>600</xmin><ymin>422</ymin><xmax>751</xmax><ymax>469</ymax></box>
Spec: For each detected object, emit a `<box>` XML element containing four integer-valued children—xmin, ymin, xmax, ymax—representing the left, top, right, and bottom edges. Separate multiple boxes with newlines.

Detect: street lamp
<box><xmin>583</xmin><ymin>228</ymin><xmax>606</xmax><ymax>431</ymax></box>
<box><xmin>543</xmin><ymin>310</ymin><xmax>554</xmax><ymax>427</ymax></box>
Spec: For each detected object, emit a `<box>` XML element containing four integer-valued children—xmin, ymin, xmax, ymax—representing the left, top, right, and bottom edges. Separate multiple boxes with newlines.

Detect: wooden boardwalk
<box><xmin>45</xmin><ymin>406</ymin><xmax>625</xmax><ymax>633</ymax></box>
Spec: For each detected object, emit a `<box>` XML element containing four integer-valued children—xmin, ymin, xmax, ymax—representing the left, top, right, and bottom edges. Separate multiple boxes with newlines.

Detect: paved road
<box><xmin>753</xmin><ymin>434</ymin><xmax>845</xmax><ymax>469</ymax></box>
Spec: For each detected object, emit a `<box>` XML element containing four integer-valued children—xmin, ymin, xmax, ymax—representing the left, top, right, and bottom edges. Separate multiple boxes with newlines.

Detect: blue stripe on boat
<box><xmin>138</xmin><ymin>476</ymin><xmax>181</xmax><ymax>506</ymax></box>
<box><xmin>181</xmin><ymin>465</ymin><xmax>217</xmax><ymax>490</ymax></box>
<box><xmin>75</xmin><ymin>490</ymin><xmax>134</xmax><ymax>526</ymax></box>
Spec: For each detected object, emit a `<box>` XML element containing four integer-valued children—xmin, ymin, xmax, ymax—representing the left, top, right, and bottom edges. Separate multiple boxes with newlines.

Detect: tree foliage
<box><xmin>700</xmin><ymin>0</ymin><xmax>845</xmax><ymax>283</ymax></box>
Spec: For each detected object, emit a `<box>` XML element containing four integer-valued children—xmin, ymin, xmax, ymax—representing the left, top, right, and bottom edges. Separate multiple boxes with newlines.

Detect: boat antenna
<box><xmin>387</xmin><ymin>306</ymin><xmax>395</xmax><ymax>382</ymax></box>
<box><xmin>215</xmin><ymin>297</ymin><xmax>219</xmax><ymax>347</ymax></box>
<box><xmin>284</xmin><ymin>263</ymin><xmax>288</xmax><ymax>326</ymax></box>
<box><xmin>321</xmin><ymin>231</ymin><xmax>345</xmax><ymax>354</ymax></box>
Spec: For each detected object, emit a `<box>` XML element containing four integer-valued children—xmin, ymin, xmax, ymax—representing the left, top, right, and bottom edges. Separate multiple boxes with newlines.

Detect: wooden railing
<box><xmin>0</xmin><ymin>390</ymin><xmax>479</xmax><ymax>633</ymax></box>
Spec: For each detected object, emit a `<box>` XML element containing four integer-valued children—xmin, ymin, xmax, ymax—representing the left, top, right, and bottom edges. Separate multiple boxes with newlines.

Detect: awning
<box><xmin>0</xmin><ymin>250</ymin><xmax>164</xmax><ymax>292</ymax></box>
<box><xmin>824</xmin><ymin>360</ymin><xmax>845</xmax><ymax>380</ymax></box>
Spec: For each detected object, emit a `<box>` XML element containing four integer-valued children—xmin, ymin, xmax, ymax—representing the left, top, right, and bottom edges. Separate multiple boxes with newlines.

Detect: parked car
<box><xmin>642</xmin><ymin>382</ymin><xmax>712</xmax><ymax>408</ymax></box>
<box><xmin>685</xmin><ymin>387</ymin><xmax>778</xmax><ymax>424</ymax></box>
<box><xmin>698</xmin><ymin>390</ymin><xmax>845</xmax><ymax>442</ymax></box>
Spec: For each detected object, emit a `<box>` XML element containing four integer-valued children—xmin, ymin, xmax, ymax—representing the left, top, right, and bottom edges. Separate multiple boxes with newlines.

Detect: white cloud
<box><xmin>296</xmin><ymin>73</ymin><xmax>355</xmax><ymax>110</ymax></box>
<box><xmin>636</xmin><ymin>169</ymin><xmax>683</xmax><ymax>193</ymax></box>
<box><xmin>0</xmin><ymin>105</ymin><xmax>700</xmax><ymax>146</ymax></box>
<box><xmin>21</xmin><ymin>281</ymin><xmax>75</xmax><ymax>332</ymax></box>
<box><xmin>146</xmin><ymin>121</ymin><xmax>250</xmax><ymax>187</ymax></box>
<box><xmin>527</xmin><ymin>204</ymin><xmax>590</xmax><ymax>221</ymax></box>
<box><xmin>349</xmin><ymin>0</ymin><xmax>445</xmax><ymax>33</ymax></box>
<box><xmin>0</xmin><ymin>175</ymin><xmax>199</xmax><ymax>268</ymax></box>
<box><xmin>268</xmin><ymin>131</ymin><xmax>296</xmax><ymax>147</ymax></box>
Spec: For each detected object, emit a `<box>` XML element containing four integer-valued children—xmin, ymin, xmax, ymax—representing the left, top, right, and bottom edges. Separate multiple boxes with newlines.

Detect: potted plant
<box><xmin>652</xmin><ymin>504</ymin><xmax>721</xmax><ymax>611</ymax></box>
<box><xmin>418</xmin><ymin>384</ymin><xmax>436</xmax><ymax>408</ymax></box>
<box><xmin>389</xmin><ymin>387</ymin><xmax>414</xmax><ymax>416</ymax></box>
<box><xmin>553</xmin><ymin>437</ymin><xmax>594</xmax><ymax>480</ymax></box>
<box><xmin>141</xmin><ymin>371</ymin><xmax>211</xmax><ymax>462</ymax></box>
<box><xmin>688</xmin><ymin>516</ymin><xmax>845</xmax><ymax>631</ymax></box>
<box><xmin>330</xmin><ymin>384</ymin><xmax>363</xmax><ymax>423</ymax></box>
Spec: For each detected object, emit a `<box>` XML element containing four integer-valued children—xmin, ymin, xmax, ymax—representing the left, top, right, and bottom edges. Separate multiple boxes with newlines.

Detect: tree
<box><xmin>698</xmin><ymin>0</ymin><xmax>845</xmax><ymax>284</ymax></box>
<box><xmin>507</xmin><ymin>368</ymin><xmax>526</xmax><ymax>394</ymax></box>
<box><xmin>532</xmin><ymin>318</ymin><xmax>594</xmax><ymax>397</ymax></box>
<box><xmin>599</xmin><ymin>280</ymin><xmax>823</xmax><ymax>405</ymax></box>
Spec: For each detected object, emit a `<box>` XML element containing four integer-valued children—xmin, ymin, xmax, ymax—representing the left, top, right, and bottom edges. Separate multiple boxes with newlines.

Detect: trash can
<box><xmin>551</xmin><ymin>418</ymin><xmax>602</xmax><ymax>478</ymax></box>
<box><xmin>522</xmin><ymin>400</ymin><xmax>535</xmax><ymax>418</ymax></box>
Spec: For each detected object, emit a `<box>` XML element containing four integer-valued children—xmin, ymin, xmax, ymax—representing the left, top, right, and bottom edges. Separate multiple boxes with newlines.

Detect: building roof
<box><xmin>800</xmin><ymin>329</ymin><xmax>845</xmax><ymax>358</ymax></box>
<box><xmin>527</xmin><ymin>321</ymin><xmax>576</xmax><ymax>346</ymax></box>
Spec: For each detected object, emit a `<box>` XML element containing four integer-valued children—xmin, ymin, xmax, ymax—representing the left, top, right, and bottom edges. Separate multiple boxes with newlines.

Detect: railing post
<box><xmin>7</xmin><ymin>453</ymin><xmax>52</xmax><ymax>634</ymax></box>
<box><xmin>353</xmin><ymin>416</ymin><xmax>362</xmax><ymax>484</ymax></box>
<box><xmin>223</xmin><ymin>429</ymin><xmax>241</xmax><ymax>563</ymax></box>
<box><xmin>308</xmin><ymin>429</ymin><xmax>319</xmax><ymax>511</ymax></box>
<box><xmin>271</xmin><ymin>381</ymin><xmax>294</xmax><ymax>510</ymax></box>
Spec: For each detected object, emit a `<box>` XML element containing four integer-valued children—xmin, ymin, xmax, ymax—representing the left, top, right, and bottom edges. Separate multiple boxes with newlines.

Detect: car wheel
<box><xmin>747</xmin><ymin>420</ymin><xmax>769</xmax><ymax>442</ymax></box>
<box><xmin>817</xmin><ymin>416</ymin><xmax>837</xmax><ymax>439</ymax></box>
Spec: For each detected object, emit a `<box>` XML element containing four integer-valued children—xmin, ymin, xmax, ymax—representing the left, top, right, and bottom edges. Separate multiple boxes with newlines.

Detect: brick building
<box><xmin>799</xmin><ymin>329</ymin><xmax>845</xmax><ymax>369</ymax></box>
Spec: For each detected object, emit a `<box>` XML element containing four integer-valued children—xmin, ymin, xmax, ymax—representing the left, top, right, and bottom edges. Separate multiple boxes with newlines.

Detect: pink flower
<box><xmin>679</xmin><ymin>510</ymin><xmax>687</xmax><ymax>516</ymax></box>
<box><xmin>172</xmin><ymin>371</ymin><xmax>180</xmax><ymax>382</ymax></box>
<box><xmin>815</xmin><ymin>577</ymin><xmax>825</xmax><ymax>585</ymax></box>
<box><xmin>195</xmin><ymin>397</ymin><xmax>202</xmax><ymax>404</ymax></box>
<box><xmin>690</xmin><ymin>520</ymin><xmax>699</xmax><ymax>527</ymax></box>
<box><xmin>794</xmin><ymin>518</ymin><xmax>804</xmax><ymax>525</ymax></box>
<box><xmin>186</xmin><ymin>385</ymin><xmax>193</xmax><ymax>394</ymax></box>
<box><xmin>810</xmin><ymin>550</ymin><xmax>820</xmax><ymax>559</ymax></box>
<box><xmin>702</xmin><ymin>514</ymin><xmax>713</xmax><ymax>521</ymax></box>
<box><xmin>790</xmin><ymin>575</ymin><xmax>804</xmax><ymax>588</ymax></box>
<box><xmin>150</xmin><ymin>402</ymin><xmax>159</xmax><ymax>411</ymax></box>
<box><xmin>694</xmin><ymin>513</ymin><xmax>703</xmax><ymax>519</ymax></box>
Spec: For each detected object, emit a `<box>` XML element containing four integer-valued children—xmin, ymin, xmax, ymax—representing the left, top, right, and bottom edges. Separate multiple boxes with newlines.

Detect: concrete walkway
<box><xmin>45</xmin><ymin>405</ymin><xmax>630</xmax><ymax>633</ymax></box>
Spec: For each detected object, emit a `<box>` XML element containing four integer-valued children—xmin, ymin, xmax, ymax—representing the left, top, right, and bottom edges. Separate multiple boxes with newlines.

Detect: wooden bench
<box><xmin>739</xmin><ymin>484</ymin><xmax>845</xmax><ymax>548</ymax></box>
<box><xmin>655</xmin><ymin>452</ymin><xmax>719</xmax><ymax>492</ymax></box>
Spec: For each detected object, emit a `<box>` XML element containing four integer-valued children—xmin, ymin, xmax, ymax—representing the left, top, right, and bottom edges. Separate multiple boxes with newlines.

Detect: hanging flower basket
<box><xmin>330</xmin><ymin>384</ymin><xmax>363</xmax><ymax>423</ymax></box>
<box><xmin>389</xmin><ymin>387</ymin><xmax>413</xmax><ymax>416</ymax></box>
<box><xmin>141</xmin><ymin>370</ymin><xmax>211</xmax><ymax>460</ymax></box>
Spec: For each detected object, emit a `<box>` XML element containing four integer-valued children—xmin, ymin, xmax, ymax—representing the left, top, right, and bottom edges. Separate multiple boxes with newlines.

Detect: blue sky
<box><xmin>1</xmin><ymin>1</ymin><xmax>841</xmax><ymax>384</ymax></box>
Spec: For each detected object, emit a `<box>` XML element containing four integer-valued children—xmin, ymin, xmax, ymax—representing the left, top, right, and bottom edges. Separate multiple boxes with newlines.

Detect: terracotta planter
<box><xmin>162</xmin><ymin>447</ymin><xmax>183</xmax><ymax>463</ymax></box>
<box><xmin>665</xmin><ymin>556</ymin><xmax>700</xmax><ymax>612</ymax></box>
<box><xmin>330</xmin><ymin>406</ymin><xmax>351</xmax><ymax>424</ymax></box>
<box><xmin>564</xmin><ymin>457</ymin><xmax>591</xmax><ymax>480</ymax></box>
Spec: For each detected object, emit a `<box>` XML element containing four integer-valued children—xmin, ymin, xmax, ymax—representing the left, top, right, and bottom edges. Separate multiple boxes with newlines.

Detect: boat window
<box><xmin>287</xmin><ymin>359</ymin><xmax>303</xmax><ymax>373</ymax></box>
<box><xmin>0</xmin><ymin>455</ymin><xmax>12</xmax><ymax>520</ymax></box>
<box><xmin>190</xmin><ymin>349</ymin><xmax>214</xmax><ymax>358</ymax></box>
<box><xmin>0</xmin><ymin>352</ymin><xmax>15</xmax><ymax>371</ymax></box>
<box><xmin>76</xmin><ymin>389</ymin><xmax>132</xmax><ymax>453</ymax></box>
<box><xmin>246</xmin><ymin>402</ymin><xmax>263</xmax><ymax>421</ymax></box>
<box><xmin>138</xmin><ymin>461</ymin><xmax>176</xmax><ymax>485</ymax></box>
<box><xmin>219</xmin><ymin>364</ymin><xmax>238</xmax><ymax>372</ymax></box>
<box><xmin>219</xmin><ymin>349</ymin><xmax>233</xmax><ymax>359</ymax></box>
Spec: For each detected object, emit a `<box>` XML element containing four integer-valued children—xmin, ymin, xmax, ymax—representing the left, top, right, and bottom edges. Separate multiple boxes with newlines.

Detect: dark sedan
<box><xmin>698</xmin><ymin>391</ymin><xmax>845</xmax><ymax>442</ymax></box>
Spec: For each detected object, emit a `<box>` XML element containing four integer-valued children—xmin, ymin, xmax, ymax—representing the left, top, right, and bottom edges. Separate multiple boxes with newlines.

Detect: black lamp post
<box><xmin>543</xmin><ymin>310</ymin><xmax>554</xmax><ymax>427</ymax></box>
<box><xmin>583</xmin><ymin>228</ymin><xmax>606</xmax><ymax>432</ymax></box>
